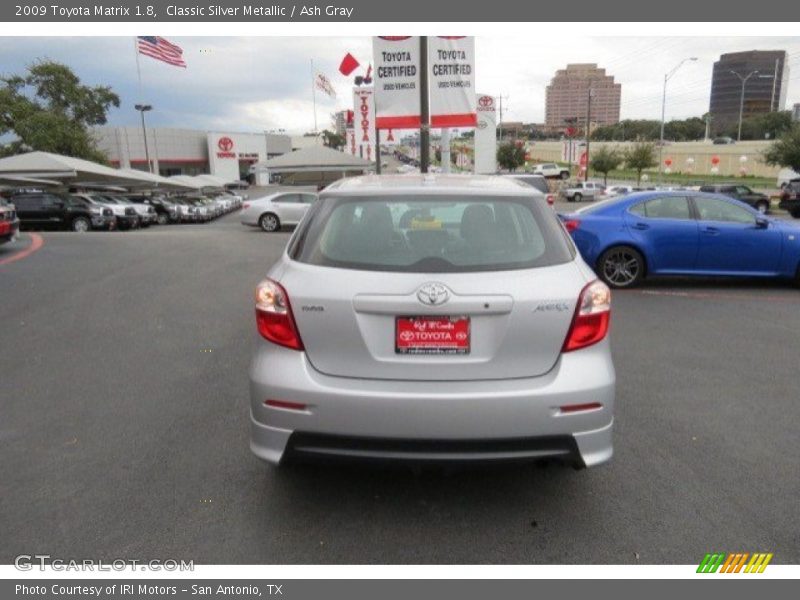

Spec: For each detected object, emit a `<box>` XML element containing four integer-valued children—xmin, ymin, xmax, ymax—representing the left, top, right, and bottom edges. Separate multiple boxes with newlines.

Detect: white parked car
<box><xmin>241</xmin><ymin>191</ymin><xmax>318</xmax><ymax>232</ymax></box>
<box><xmin>532</xmin><ymin>163</ymin><xmax>571</xmax><ymax>179</ymax></box>
<box><xmin>605</xmin><ymin>185</ymin><xmax>636</xmax><ymax>197</ymax></box>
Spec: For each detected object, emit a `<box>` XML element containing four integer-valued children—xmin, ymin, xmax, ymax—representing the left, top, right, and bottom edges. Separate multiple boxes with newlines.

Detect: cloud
<box><xmin>1</xmin><ymin>36</ymin><xmax>797</xmax><ymax>134</ymax></box>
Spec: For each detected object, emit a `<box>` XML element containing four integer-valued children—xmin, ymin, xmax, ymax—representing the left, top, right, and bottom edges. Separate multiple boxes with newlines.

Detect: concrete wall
<box><xmin>524</xmin><ymin>140</ymin><xmax>782</xmax><ymax>178</ymax></box>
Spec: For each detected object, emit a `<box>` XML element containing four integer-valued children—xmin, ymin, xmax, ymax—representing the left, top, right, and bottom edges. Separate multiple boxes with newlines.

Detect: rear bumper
<box><xmin>249</xmin><ymin>338</ymin><xmax>615</xmax><ymax>468</ymax></box>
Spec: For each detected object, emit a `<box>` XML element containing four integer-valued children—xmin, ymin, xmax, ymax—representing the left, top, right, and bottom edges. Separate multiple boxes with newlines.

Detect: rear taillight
<box><xmin>243</xmin><ymin>203</ymin><xmax>250</xmax><ymax>209</ymax></box>
<box><xmin>562</xmin><ymin>280</ymin><xmax>611</xmax><ymax>352</ymax></box>
<box><xmin>545</xmin><ymin>194</ymin><xmax>555</xmax><ymax>206</ymax></box>
<box><xmin>563</xmin><ymin>219</ymin><xmax>580</xmax><ymax>233</ymax></box>
<box><xmin>255</xmin><ymin>279</ymin><xmax>304</xmax><ymax>350</ymax></box>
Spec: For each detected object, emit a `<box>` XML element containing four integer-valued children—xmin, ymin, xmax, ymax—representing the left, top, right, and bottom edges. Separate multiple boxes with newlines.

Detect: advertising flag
<box><xmin>353</xmin><ymin>86</ymin><xmax>376</xmax><ymax>161</ymax></box>
<box><xmin>339</xmin><ymin>52</ymin><xmax>361</xmax><ymax>76</ymax></box>
<box><xmin>315</xmin><ymin>72</ymin><xmax>336</xmax><ymax>99</ymax></box>
<box><xmin>428</xmin><ymin>36</ymin><xmax>476</xmax><ymax>127</ymax></box>
<box><xmin>474</xmin><ymin>93</ymin><xmax>497</xmax><ymax>174</ymax></box>
<box><xmin>373</xmin><ymin>36</ymin><xmax>421</xmax><ymax>130</ymax></box>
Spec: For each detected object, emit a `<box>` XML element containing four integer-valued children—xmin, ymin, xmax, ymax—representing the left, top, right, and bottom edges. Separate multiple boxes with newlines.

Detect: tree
<box><xmin>623</xmin><ymin>141</ymin><xmax>657</xmax><ymax>185</ymax></box>
<box><xmin>763</xmin><ymin>124</ymin><xmax>800</xmax><ymax>174</ymax></box>
<box><xmin>0</xmin><ymin>60</ymin><xmax>119</xmax><ymax>161</ymax></box>
<box><xmin>496</xmin><ymin>142</ymin><xmax>525</xmax><ymax>172</ymax></box>
<box><xmin>321</xmin><ymin>129</ymin><xmax>345</xmax><ymax>150</ymax></box>
<box><xmin>590</xmin><ymin>146</ymin><xmax>623</xmax><ymax>185</ymax></box>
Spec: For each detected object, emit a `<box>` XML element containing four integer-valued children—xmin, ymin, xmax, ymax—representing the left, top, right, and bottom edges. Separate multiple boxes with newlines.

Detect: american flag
<box><xmin>137</xmin><ymin>36</ymin><xmax>186</xmax><ymax>68</ymax></box>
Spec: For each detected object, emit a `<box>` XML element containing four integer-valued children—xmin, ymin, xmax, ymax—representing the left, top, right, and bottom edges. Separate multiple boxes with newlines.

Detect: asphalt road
<box><xmin>1</xmin><ymin>214</ymin><xmax>799</xmax><ymax>565</ymax></box>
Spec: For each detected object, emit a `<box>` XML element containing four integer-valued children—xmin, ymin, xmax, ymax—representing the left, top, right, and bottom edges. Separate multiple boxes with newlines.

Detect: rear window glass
<box><xmin>292</xmin><ymin>195</ymin><xmax>573</xmax><ymax>272</ymax></box>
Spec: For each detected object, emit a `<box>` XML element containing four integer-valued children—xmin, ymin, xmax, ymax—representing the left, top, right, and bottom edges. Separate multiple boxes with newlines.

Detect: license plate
<box><xmin>395</xmin><ymin>316</ymin><xmax>470</xmax><ymax>355</ymax></box>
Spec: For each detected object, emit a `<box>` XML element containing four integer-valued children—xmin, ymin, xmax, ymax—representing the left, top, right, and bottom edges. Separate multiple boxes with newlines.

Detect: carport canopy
<box><xmin>260</xmin><ymin>145</ymin><xmax>373</xmax><ymax>173</ymax></box>
<box><xmin>0</xmin><ymin>151</ymin><xmax>187</xmax><ymax>189</ymax></box>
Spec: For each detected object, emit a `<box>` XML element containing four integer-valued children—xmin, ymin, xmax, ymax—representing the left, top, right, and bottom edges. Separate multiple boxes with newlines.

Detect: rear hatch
<box><xmin>283</xmin><ymin>261</ymin><xmax>585</xmax><ymax>381</ymax></box>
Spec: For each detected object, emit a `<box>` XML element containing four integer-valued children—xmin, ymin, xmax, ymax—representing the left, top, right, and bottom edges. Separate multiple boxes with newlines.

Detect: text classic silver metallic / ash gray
<box><xmin>249</xmin><ymin>174</ymin><xmax>615</xmax><ymax>468</ymax></box>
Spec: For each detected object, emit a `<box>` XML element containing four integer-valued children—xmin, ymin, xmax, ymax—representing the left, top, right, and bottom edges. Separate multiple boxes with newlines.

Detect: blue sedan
<box><xmin>560</xmin><ymin>191</ymin><xmax>800</xmax><ymax>288</ymax></box>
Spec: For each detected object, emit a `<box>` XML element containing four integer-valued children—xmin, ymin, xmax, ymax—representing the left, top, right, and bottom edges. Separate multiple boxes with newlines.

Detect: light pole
<box><xmin>730</xmin><ymin>70</ymin><xmax>762</xmax><ymax>142</ymax></box>
<box><xmin>660</xmin><ymin>57</ymin><xmax>697</xmax><ymax>175</ymax></box>
<box><xmin>134</xmin><ymin>103</ymin><xmax>153</xmax><ymax>174</ymax></box>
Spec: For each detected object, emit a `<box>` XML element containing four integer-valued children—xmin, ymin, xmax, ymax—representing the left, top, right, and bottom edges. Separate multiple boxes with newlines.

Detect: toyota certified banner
<box><xmin>429</xmin><ymin>36</ymin><xmax>477</xmax><ymax>128</ymax></box>
<box><xmin>373</xmin><ymin>35</ymin><xmax>422</xmax><ymax>130</ymax></box>
<box><xmin>353</xmin><ymin>86</ymin><xmax>376</xmax><ymax>161</ymax></box>
<box><xmin>474</xmin><ymin>93</ymin><xmax>497</xmax><ymax>173</ymax></box>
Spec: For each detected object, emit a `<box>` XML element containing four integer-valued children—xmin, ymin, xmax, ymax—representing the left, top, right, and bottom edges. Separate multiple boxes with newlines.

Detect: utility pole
<box><xmin>419</xmin><ymin>36</ymin><xmax>430</xmax><ymax>174</ymax></box>
<box><xmin>770</xmin><ymin>58</ymin><xmax>779</xmax><ymax>111</ymax></box>
<box><xmin>584</xmin><ymin>89</ymin><xmax>593</xmax><ymax>182</ymax></box>
<box><xmin>134</xmin><ymin>103</ymin><xmax>153</xmax><ymax>174</ymax></box>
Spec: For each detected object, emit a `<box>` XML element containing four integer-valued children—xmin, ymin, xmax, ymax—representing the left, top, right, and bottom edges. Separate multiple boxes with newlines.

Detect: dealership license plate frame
<box><xmin>395</xmin><ymin>315</ymin><xmax>471</xmax><ymax>355</ymax></box>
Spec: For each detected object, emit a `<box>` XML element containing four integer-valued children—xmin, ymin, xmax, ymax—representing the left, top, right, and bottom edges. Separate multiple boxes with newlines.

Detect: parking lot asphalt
<box><xmin>1</xmin><ymin>213</ymin><xmax>799</xmax><ymax>565</ymax></box>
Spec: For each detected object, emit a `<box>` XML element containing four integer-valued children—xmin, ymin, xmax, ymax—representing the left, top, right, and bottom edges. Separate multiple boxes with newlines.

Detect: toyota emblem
<box><xmin>417</xmin><ymin>283</ymin><xmax>449</xmax><ymax>306</ymax></box>
<box><xmin>218</xmin><ymin>137</ymin><xmax>234</xmax><ymax>152</ymax></box>
<box><xmin>478</xmin><ymin>95</ymin><xmax>494</xmax><ymax>108</ymax></box>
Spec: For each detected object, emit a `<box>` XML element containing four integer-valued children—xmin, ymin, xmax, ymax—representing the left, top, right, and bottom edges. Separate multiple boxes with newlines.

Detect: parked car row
<box><xmin>0</xmin><ymin>189</ymin><xmax>244</xmax><ymax>233</ymax></box>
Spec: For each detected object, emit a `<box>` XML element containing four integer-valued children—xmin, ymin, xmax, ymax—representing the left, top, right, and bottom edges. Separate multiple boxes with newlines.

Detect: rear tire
<box><xmin>789</xmin><ymin>209</ymin><xmax>800</xmax><ymax>219</ymax></box>
<box><xmin>597</xmin><ymin>246</ymin><xmax>645</xmax><ymax>288</ymax></box>
<box><xmin>71</xmin><ymin>217</ymin><xmax>90</xmax><ymax>233</ymax></box>
<box><xmin>157</xmin><ymin>213</ymin><xmax>168</xmax><ymax>225</ymax></box>
<box><xmin>756</xmin><ymin>201</ymin><xmax>769</xmax><ymax>214</ymax></box>
<box><xmin>560</xmin><ymin>171</ymin><xmax>569</xmax><ymax>179</ymax></box>
<box><xmin>573</xmin><ymin>192</ymin><xmax>583</xmax><ymax>202</ymax></box>
<box><xmin>259</xmin><ymin>213</ymin><xmax>280</xmax><ymax>232</ymax></box>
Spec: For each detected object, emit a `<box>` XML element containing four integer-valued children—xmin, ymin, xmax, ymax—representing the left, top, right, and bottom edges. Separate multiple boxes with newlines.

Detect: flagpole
<box><xmin>133</xmin><ymin>37</ymin><xmax>153</xmax><ymax>174</ymax></box>
<box><xmin>311</xmin><ymin>58</ymin><xmax>318</xmax><ymax>140</ymax></box>
<box><xmin>134</xmin><ymin>37</ymin><xmax>144</xmax><ymax>101</ymax></box>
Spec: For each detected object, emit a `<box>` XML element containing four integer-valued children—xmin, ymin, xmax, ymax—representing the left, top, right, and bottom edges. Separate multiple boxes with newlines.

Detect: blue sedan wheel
<box><xmin>598</xmin><ymin>246</ymin><xmax>645</xmax><ymax>288</ymax></box>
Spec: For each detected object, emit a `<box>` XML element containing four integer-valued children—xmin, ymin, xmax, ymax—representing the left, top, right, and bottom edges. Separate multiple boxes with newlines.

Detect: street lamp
<box><xmin>660</xmin><ymin>57</ymin><xmax>697</xmax><ymax>175</ymax></box>
<box><xmin>729</xmin><ymin>70</ymin><xmax>759</xmax><ymax>142</ymax></box>
<box><xmin>134</xmin><ymin>103</ymin><xmax>153</xmax><ymax>174</ymax></box>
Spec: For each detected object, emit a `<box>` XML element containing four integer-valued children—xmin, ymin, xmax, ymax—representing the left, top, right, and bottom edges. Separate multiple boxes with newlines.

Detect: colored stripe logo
<box><xmin>697</xmin><ymin>552</ymin><xmax>773</xmax><ymax>573</ymax></box>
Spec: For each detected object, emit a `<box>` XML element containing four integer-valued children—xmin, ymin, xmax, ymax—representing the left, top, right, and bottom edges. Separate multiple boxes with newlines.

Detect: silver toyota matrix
<box><xmin>249</xmin><ymin>175</ymin><xmax>615</xmax><ymax>468</ymax></box>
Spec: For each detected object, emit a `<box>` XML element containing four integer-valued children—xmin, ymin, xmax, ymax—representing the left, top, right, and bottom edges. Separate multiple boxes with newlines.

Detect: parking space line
<box><xmin>0</xmin><ymin>233</ymin><xmax>44</xmax><ymax>267</ymax></box>
<box><xmin>634</xmin><ymin>288</ymin><xmax>799</xmax><ymax>304</ymax></box>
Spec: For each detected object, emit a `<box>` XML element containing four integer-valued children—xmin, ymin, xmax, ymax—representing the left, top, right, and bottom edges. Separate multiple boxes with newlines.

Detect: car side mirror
<box><xmin>755</xmin><ymin>217</ymin><xmax>768</xmax><ymax>229</ymax></box>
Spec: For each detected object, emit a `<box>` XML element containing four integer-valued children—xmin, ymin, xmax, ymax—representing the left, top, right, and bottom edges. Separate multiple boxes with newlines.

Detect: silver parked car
<box><xmin>240</xmin><ymin>191</ymin><xmax>318</xmax><ymax>232</ymax></box>
<box><xmin>249</xmin><ymin>175</ymin><xmax>615</xmax><ymax>468</ymax></box>
<box><xmin>565</xmin><ymin>181</ymin><xmax>605</xmax><ymax>202</ymax></box>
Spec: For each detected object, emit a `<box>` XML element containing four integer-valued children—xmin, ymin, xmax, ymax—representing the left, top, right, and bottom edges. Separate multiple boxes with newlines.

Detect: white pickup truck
<box><xmin>564</xmin><ymin>181</ymin><xmax>605</xmax><ymax>202</ymax></box>
<box><xmin>531</xmin><ymin>163</ymin><xmax>571</xmax><ymax>179</ymax></box>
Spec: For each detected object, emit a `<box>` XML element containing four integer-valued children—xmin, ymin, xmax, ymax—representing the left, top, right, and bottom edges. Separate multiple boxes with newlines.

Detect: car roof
<box><xmin>323</xmin><ymin>174</ymin><xmax>537</xmax><ymax>197</ymax></box>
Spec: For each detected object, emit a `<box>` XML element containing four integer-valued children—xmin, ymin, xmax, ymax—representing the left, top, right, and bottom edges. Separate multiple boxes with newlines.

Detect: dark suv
<box><xmin>11</xmin><ymin>192</ymin><xmax>100</xmax><ymax>232</ymax></box>
<box><xmin>698</xmin><ymin>184</ymin><xmax>771</xmax><ymax>214</ymax></box>
<box><xmin>779</xmin><ymin>181</ymin><xmax>800</xmax><ymax>218</ymax></box>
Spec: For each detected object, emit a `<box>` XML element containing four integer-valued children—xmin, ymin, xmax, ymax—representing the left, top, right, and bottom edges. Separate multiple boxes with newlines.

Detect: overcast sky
<box><xmin>1</xmin><ymin>36</ymin><xmax>798</xmax><ymax>135</ymax></box>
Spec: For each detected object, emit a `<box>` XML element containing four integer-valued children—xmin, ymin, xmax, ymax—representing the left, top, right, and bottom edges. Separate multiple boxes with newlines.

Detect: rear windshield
<box><xmin>291</xmin><ymin>195</ymin><xmax>573</xmax><ymax>272</ymax></box>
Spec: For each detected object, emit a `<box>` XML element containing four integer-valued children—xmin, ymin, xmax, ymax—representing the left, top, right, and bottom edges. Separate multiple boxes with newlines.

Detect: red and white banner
<box><xmin>474</xmin><ymin>93</ymin><xmax>496</xmax><ymax>174</ymax></box>
<box><xmin>353</xmin><ymin>86</ymin><xmax>376</xmax><ymax>162</ymax></box>
<box><xmin>429</xmin><ymin>36</ymin><xmax>476</xmax><ymax>128</ymax></box>
<box><xmin>373</xmin><ymin>36</ymin><xmax>421</xmax><ymax>130</ymax></box>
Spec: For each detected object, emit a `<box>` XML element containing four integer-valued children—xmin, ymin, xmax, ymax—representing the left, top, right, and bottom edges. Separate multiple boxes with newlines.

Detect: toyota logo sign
<box><xmin>478</xmin><ymin>95</ymin><xmax>494</xmax><ymax>108</ymax></box>
<box><xmin>417</xmin><ymin>283</ymin><xmax>450</xmax><ymax>306</ymax></box>
<box><xmin>218</xmin><ymin>137</ymin><xmax>234</xmax><ymax>152</ymax></box>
